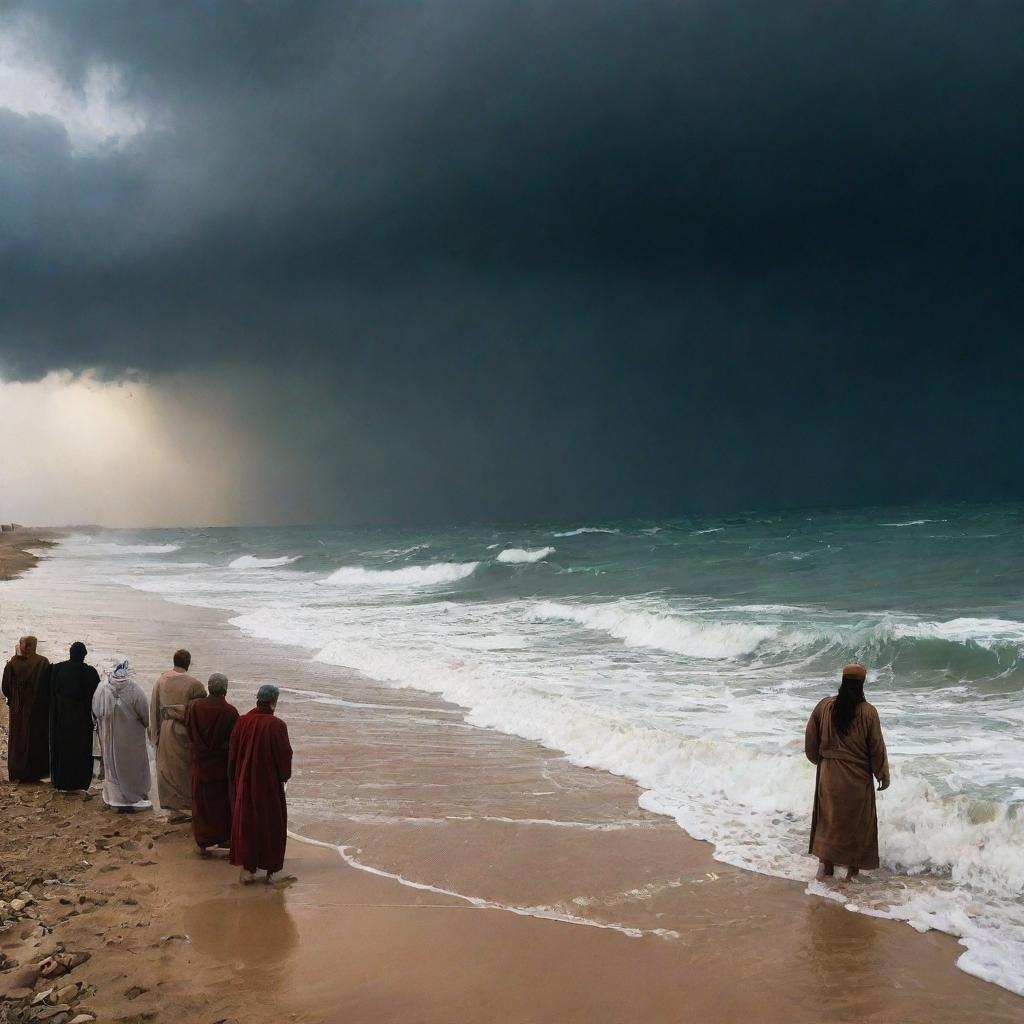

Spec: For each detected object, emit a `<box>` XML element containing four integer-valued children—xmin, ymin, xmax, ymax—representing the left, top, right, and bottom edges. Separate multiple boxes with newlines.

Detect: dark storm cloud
<box><xmin>1</xmin><ymin>1</ymin><xmax>1022</xmax><ymax>523</ymax></box>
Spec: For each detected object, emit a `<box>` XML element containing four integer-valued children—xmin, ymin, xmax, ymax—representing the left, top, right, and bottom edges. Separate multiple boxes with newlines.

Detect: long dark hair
<box><xmin>831</xmin><ymin>675</ymin><xmax>866</xmax><ymax>736</ymax></box>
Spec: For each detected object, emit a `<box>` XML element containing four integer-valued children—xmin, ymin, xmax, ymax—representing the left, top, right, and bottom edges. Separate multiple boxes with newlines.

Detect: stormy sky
<box><xmin>1</xmin><ymin>1</ymin><xmax>1022</xmax><ymax>526</ymax></box>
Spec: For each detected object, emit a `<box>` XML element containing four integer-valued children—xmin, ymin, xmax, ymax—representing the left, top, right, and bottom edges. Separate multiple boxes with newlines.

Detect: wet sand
<box><xmin>0</xmin><ymin>528</ymin><xmax>62</xmax><ymax>581</ymax></box>
<box><xmin>1</xmin><ymin>554</ymin><xmax>1022</xmax><ymax>1022</ymax></box>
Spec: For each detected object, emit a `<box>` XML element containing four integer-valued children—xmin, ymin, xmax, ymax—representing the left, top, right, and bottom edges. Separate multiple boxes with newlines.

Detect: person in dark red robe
<box><xmin>50</xmin><ymin>641</ymin><xmax>101</xmax><ymax>791</ymax></box>
<box><xmin>2</xmin><ymin>636</ymin><xmax>51</xmax><ymax>782</ymax></box>
<box><xmin>187</xmin><ymin>672</ymin><xmax>240</xmax><ymax>853</ymax></box>
<box><xmin>228</xmin><ymin>684</ymin><xmax>293</xmax><ymax>883</ymax></box>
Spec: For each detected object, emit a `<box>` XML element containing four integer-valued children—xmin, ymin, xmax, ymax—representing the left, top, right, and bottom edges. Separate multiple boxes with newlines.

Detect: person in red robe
<box><xmin>187</xmin><ymin>672</ymin><xmax>240</xmax><ymax>854</ymax></box>
<box><xmin>228</xmin><ymin>684</ymin><xmax>293</xmax><ymax>883</ymax></box>
<box><xmin>2</xmin><ymin>636</ymin><xmax>52</xmax><ymax>782</ymax></box>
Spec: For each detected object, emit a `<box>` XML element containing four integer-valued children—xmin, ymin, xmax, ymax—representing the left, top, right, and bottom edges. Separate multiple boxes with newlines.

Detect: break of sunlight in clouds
<box><xmin>0</xmin><ymin>373</ymin><xmax>244</xmax><ymax>527</ymax></box>
<box><xmin>0</xmin><ymin>20</ymin><xmax>147</xmax><ymax>152</ymax></box>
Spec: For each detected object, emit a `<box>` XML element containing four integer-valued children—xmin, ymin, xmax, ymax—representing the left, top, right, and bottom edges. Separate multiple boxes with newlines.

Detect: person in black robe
<box><xmin>50</xmin><ymin>642</ymin><xmax>101</xmax><ymax>791</ymax></box>
<box><xmin>2</xmin><ymin>636</ymin><xmax>52</xmax><ymax>782</ymax></box>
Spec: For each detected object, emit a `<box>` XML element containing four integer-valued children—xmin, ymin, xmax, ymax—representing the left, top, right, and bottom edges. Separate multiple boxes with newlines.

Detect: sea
<box><xmin>27</xmin><ymin>502</ymin><xmax>1024</xmax><ymax>994</ymax></box>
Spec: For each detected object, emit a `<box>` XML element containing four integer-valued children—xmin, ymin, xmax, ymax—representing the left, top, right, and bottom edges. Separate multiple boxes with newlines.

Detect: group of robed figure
<box><xmin>6</xmin><ymin>635</ymin><xmax>891</xmax><ymax>885</ymax></box>
<box><xmin>2</xmin><ymin>638</ymin><xmax>294</xmax><ymax>883</ymax></box>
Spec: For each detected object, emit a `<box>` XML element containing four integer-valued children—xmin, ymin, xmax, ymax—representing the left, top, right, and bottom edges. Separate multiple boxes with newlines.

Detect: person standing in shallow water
<box><xmin>2</xmin><ymin>636</ymin><xmax>51</xmax><ymax>782</ymax></box>
<box><xmin>805</xmin><ymin>663</ymin><xmax>890</xmax><ymax>881</ymax></box>
<box><xmin>229</xmin><ymin>684</ymin><xmax>293</xmax><ymax>884</ymax></box>
<box><xmin>187</xmin><ymin>672</ymin><xmax>239</xmax><ymax>855</ymax></box>
<box><xmin>49</xmin><ymin>641</ymin><xmax>100</xmax><ymax>791</ymax></box>
<box><xmin>150</xmin><ymin>649</ymin><xmax>206</xmax><ymax>815</ymax></box>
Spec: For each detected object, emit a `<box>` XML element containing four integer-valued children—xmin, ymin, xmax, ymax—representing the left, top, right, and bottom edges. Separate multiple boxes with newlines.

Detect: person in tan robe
<box><xmin>805</xmin><ymin>663</ymin><xmax>890</xmax><ymax>881</ymax></box>
<box><xmin>2</xmin><ymin>636</ymin><xmax>51</xmax><ymax>781</ymax></box>
<box><xmin>149</xmin><ymin>649</ymin><xmax>206</xmax><ymax>813</ymax></box>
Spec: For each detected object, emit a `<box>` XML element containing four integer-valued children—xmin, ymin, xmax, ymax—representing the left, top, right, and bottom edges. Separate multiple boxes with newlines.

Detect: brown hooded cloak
<box><xmin>2</xmin><ymin>638</ymin><xmax>51</xmax><ymax>782</ymax></box>
<box><xmin>805</xmin><ymin>695</ymin><xmax>890</xmax><ymax>869</ymax></box>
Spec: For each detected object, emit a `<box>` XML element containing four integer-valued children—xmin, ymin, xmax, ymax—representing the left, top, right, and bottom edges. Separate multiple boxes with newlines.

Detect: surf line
<box><xmin>287</xmin><ymin>830</ymin><xmax>678</xmax><ymax>940</ymax></box>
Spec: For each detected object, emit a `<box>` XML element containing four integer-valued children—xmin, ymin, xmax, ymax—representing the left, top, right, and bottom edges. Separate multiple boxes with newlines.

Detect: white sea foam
<box><xmin>692</xmin><ymin>527</ymin><xmax>724</xmax><ymax>535</ymax></box>
<box><xmin>322</xmin><ymin>562</ymin><xmax>479</xmax><ymax>587</ymax></box>
<box><xmin>552</xmin><ymin>527</ymin><xmax>620</xmax><ymax>537</ymax></box>
<box><xmin>61</xmin><ymin>540</ymin><xmax>182</xmax><ymax>556</ymax></box>
<box><xmin>287</xmin><ymin>831</ymin><xmax>661</xmax><ymax>938</ymax></box>
<box><xmin>312</xmin><ymin>635</ymin><xmax>1023</xmax><ymax>988</ymax></box>
<box><xmin>879</xmin><ymin>519</ymin><xmax>944</xmax><ymax>527</ymax></box>
<box><xmin>803</xmin><ymin>880</ymin><xmax>1024</xmax><ymax>996</ymax></box>
<box><xmin>496</xmin><ymin>546</ymin><xmax>555</xmax><ymax>563</ymax></box>
<box><xmin>229</xmin><ymin>554</ymin><xmax>301</xmax><ymax>569</ymax></box>
<box><xmin>894</xmin><ymin>616</ymin><xmax>1024</xmax><ymax>647</ymax></box>
<box><xmin>40</xmin><ymin>524</ymin><xmax>1024</xmax><ymax>997</ymax></box>
<box><xmin>293</xmin><ymin>623</ymin><xmax>1024</xmax><ymax>903</ymax></box>
<box><xmin>534</xmin><ymin>600</ymin><xmax>776</xmax><ymax>659</ymax></box>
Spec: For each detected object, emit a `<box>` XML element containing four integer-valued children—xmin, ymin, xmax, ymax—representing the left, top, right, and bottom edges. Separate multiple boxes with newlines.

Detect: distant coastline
<box><xmin>0</xmin><ymin>527</ymin><xmax>65</xmax><ymax>581</ymax></box>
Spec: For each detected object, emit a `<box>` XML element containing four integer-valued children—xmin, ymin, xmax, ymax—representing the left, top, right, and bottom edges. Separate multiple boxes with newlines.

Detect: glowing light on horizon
<box><xmin>0</xmin><ymin>372</ymin><xmax>242</xmax><ymax>527</ymax></box>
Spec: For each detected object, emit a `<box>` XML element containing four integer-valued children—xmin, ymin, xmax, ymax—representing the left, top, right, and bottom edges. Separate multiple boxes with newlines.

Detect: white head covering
<box><xmin>110</xmin><ymin>658</ymin><xmax>134</xmax><ymax>681</ymax></box>
<box><xmin>94</xmin><ymin>657</ymin><xmax>135</xmax><ymax>718</ymax></box>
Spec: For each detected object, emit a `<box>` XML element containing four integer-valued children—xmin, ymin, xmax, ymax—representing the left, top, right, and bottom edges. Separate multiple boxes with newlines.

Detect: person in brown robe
<box><xmin>229</xmin><ymin>684</ymin><xmax>293</xmax><ymax>883</ymax></box>
<box><xmin>2</xmin><ymin>636</ymin><xmax>51</xmax><ymax>782</ymax></box>
<box><xmin>805</xmin><ymin>663</ymin><xmax>890</xmax><ymax>881</ymax></box>
<box><xmin>149</xmin><ymin>649</ymin><xmax>206</xmax><ymax>813</ymax></box>
<box><xmin>186</xmin><ymin>672</ymin><xmax>239</xmax><ymax>853</ymax></box>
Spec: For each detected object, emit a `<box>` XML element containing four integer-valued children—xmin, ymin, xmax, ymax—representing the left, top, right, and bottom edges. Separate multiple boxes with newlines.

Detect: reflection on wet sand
<box><xmin>3</xmin><ymin>565</ymin><xmax>1022</xmax><ymax>1023</ymax></box>
<box><xmin>185</xmin><ymin>892</ymin><xmax>299</xmax><ymax>971</ymax></box>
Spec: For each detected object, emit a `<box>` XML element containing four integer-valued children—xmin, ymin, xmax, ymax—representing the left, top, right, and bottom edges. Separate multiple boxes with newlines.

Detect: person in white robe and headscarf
<box><xmin>93</xmin><ymin>659</ymin><xmax>152</xmax><ymax>812</ymax></box>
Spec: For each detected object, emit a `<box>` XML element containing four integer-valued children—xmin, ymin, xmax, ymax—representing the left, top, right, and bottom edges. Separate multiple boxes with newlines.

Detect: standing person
<box><xmin>92</xmin><ymin>659</ymin><xmax>152</xmax><ymax>812</ymax></box>
<box><xmin>229</xmin><ymin>684</ymin><xmax>293</xmax><ymax>884</ymax></box>
<box><xmin>49</xmin><ymin>642</ymin><xmax>101</xmax><ymax>791</ymax></box>
<box><xmin>149</xmin><ymin>649</ymin><xmax>206</xmax><ymax>814</ymax></box>
<box><xmin>187</xmin><ymin>672</ymin><xmax>240</xmax><ymax>855</ymax></box>
<box><xmin>804</xmin><ymin>663</ymin><xmax>890</xmax><ymax>881</ymax></box>
<box><xmin>1</xmin><ymin>636</ymin><xmax>51</xmax><ymax>782</ymax></box>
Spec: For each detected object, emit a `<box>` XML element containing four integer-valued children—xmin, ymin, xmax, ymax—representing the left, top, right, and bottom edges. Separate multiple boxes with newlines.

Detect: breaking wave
<box><xmin>551</xmin><ymin>527</ymin><xmax>620</xmax><ymax>537</ymax></box>
<box><xmin>62</xmin><ymin>540</ymin><xmax>182</xmax><ymax>556</ymax></box>
<box><xmin>296</xmin><ymin>623</ymin><xmax>1024</xmax><ymax>993</ymax></box>
<box><xmin>533</xmin><ymin>601</ymin><xmax>1024</xmax><ymax>680</ymax></box>
<box><xmin>534</xmin><ymin>600</ymin><xmax>776</xmax><ymax>659</ymax></box>
<box><xmin>43</xmin><ymin>507</ymin><xmax>1024</xmax><ymax>997</ymax></box>
<box><xmin>229</xmin><ymin>555</ymin><xmax>301</xmax><ymax>569</ymax></box>
<box><xmin>497</xmin><ymin>547</ymin><xmax>555</xmax><ymax>563</ymax></box>
<box><xmin>322</xmin><ymin>562</ymin><xmax>479</xmax><ymax>587</ymax></box>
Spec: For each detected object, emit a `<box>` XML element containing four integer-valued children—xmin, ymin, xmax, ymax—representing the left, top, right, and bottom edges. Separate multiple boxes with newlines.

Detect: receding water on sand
<box><xmin>6</xmin><ymin>503</ymin><xmax>1024</xmax><ymax>997</ymax></box>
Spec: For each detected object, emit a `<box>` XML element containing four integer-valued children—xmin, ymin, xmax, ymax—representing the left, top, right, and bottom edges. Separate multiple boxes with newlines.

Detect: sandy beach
<box><xmin>0</xmin><ymin>530</ymin><xmax>63</xmax><ymax>582</ymax></box>
<box><xmin>1</xmin><ymin>545</ymin><xmax>1022</xmax><ymax>1024</ymax></box>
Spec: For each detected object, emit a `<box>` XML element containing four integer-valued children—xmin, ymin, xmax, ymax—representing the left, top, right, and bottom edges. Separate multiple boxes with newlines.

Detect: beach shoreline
<box><xmin>0</xmin><ymin>528</ymin><xmax>65</xmax><ymax>582</ymax></box>
<box><xmin>0</xmin><ymin>543</ymin><xmax>1022</xmax><ymax>1022</ymax></box>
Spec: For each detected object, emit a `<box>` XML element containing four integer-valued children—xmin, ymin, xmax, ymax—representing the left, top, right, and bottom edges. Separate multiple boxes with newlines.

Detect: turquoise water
<box><xmin>45</xmin><ymin>501</ymin><xmax>1024</xmax><ymax>992</ymax></box>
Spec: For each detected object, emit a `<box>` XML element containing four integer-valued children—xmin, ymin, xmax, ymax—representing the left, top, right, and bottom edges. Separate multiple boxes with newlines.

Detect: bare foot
<box><xmin>197</xmin><ymin>846</ymin><xmax>211</xmax><ymax>858</ymax></box>
<box><xmin>815</xmin><ymin>860</ymin><xmax>835</xmax><ymax>881</ymax></box>
<box><xmin>265</xmin><ymin>872</ymin><xmax>297</xmax><ymax>887</ymax></box>
<box><xmin>239</xmin><ymin>869</ymin><xmax>259</xmax><ymax>885</ymax></box>
<box><xmin>844</xmin><ymin>867</ymin><xmax>861</xmax><ymax>882</ymax></box>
